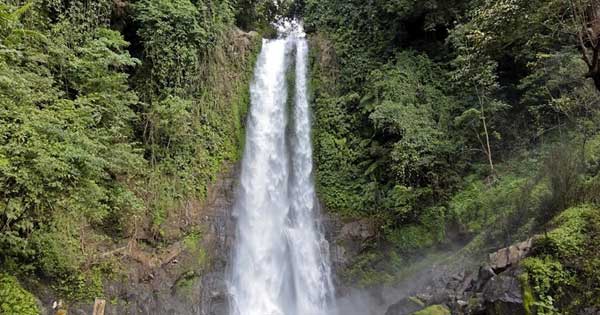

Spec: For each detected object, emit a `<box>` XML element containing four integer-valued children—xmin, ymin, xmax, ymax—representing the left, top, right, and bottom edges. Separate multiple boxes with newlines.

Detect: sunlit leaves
<box><xmin>0</xmin><ymin>2</ymin><xmax>143</xmax><ymax>276</ymax></box>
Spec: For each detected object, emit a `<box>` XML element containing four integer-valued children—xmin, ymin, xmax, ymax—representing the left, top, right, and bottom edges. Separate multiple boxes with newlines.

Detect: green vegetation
<box><xmin>303</xmin><ymin>1</ymin><xmax>600</xmax><ymax>312</ymax></box>
<box><xmin>521</xmin><ymin>206</ymin><xmax>600</xmax><ymax>314</ymax></box>
<box><xmin>183</xmin><ymin>230</ymin><xmax>208</xmax><ymax>268</ymax></box>
<box><xmin>2</xmin><ymin>0</ymin><xmax>600</xmax><ymax>312</ymax></box>
<box><xmin>0</xmin><ymin>0</ymin><xmax>269</xmax><ymax>306</ymax></box>
<box><xmin>0</xmin><ymin>274</ymin><xmax>39</xmax><ymax>315</ymax></box>
<box><xmin>411</xmin><ymin>305</ymin><xmax>451</xmax><ymax>315</ymax></box>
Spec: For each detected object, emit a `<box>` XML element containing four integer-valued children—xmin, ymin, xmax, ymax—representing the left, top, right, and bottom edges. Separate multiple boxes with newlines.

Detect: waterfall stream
<box><xmin>228</xmin><ymin>25</ymin><xmax>336</xmax><ymax>315</ymax></box>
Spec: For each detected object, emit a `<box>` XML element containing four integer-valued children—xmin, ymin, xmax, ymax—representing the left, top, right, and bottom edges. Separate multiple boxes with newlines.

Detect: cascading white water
<box><xmin>228</xmin><ymin>25</ymin><xmax>335</xmax><ymax>315</ymax></box>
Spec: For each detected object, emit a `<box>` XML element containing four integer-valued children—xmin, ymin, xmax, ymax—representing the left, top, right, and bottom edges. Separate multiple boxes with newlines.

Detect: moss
<box><xmin>174</xmin><ymin>271</ymin><xmax>200</xmax><ymax>298</ymax></box>
<box><xmin>0</xmin><ymin>274</ymin><xmax>40</xmax><ymax>315</ymax></box>
<box><xmin>538</xmin><ymin>205</ymin><xmax>592</xmax><ymax>259</ymax></box>
<box><xmin>182</xmin><ymin>231</ymin><xmax>209</xmax><ymax>269</ymax></box>
<box><xmin>520</xmin><ymin>205</ymin><xmax>600</xmax><ymax>313</ymax></box>
<box><xmin>519</xmin><ymin>272</ymin><xmax>535</xmax><ymax>315</ymax></box>
<box><xmin>410</xmin><ymin>305</ymin><xmax>450</xmax><ymax>315</ymax></box>
<box><xmin>183</xmin><ymin>231</ymin><xmax>202</xmax><ymax>252</ymax></box>
<box><xmin>341</xmin><ymin>251</ymin><xmax>395</xmax><ymax>287</ymax></box>
<box><xmin>409</xmin><ymin>296</ymin><xmax>425</xmax><ymax>307</ymax></box>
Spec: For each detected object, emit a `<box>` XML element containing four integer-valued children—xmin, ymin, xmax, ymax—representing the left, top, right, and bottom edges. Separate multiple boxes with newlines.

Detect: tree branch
<box><xmin>592</xmin><ymin>43</ymin><xmax>599</xmax><ymax>72</ymax></box>
<box><xmin>578</xmin><ymin>29</ymin><xmax>593</xmax><ymax>67</ymax></box>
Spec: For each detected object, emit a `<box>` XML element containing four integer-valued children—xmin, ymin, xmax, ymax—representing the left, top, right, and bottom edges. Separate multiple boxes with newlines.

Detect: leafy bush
<box><xmin>536</xmin><ymin>206</ymin><xmax>591</xmax><ymax>259</ymax></box>
<box><xmin>524</xmin><ymin>205</ymin><xmax>600</xmax><ymax>313</ymax></box>
<box><xmin>0</xmin><ymin>274</ymin><xmax>39</xmax><ymax>315</ymax></box>
<box><xmin>449</xmin><ymin>175</ymin><xmax>525</xmax><ymax>234</ymax></box>
<box><xmin>0</xmin><ymin>2</ymin><xmax>144</xmax><ymax>271</ymax></box>
<box><xmin>522</xmin><ymin>257</ymin><xmax>572</xmax><ymax>304</ymax></box>
<box><xmin>133</xmin><ymin>0</ymin><xmax>233</xmax><ymax>95</ymax></box>
<box><xmin>131</xmin><ymin>0</ymin><xmax>260</xmax><ymax>230</ymax></box>
<box><xmin>386</xmin><ymin>225</ymin><xmax>437</xmax><ymax>254</ymax></box>
<box><xmin>0</xmin><ymin>0</ymin><xmax>260</xmax><ymax>301</ymax></box>
<box><xmin>52</xmin><ymin>269</ymin><xmax>104</xmax><ymax>303</ymax></box>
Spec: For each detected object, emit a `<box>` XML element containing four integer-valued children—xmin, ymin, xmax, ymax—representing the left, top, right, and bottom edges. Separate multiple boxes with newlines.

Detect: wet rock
<box><xmin>385</xmin><ymin>297</ymin><xmax>426</xmax><ymax>315</ymax></box>
<box><xmin>44</xmin><ymin>165</ymin><xmax>241</xmax><ymax>315</ymax></box>
<box><xmin>489</xmin><ymin>238</ymin><xmax>533</xmax><ymax>272</ymax></box>
<box><xmin>472</xmin><ymin>265</ymin><xmax>496</xmax><ymax>291</ymax></box>
<box><xmin>384</xmin><ymin>239</ymin><xmax>532</xmax><ymax>315</ymax></box>
<box><xmin>481</xmin><ymin>270</ymin><xmax>526</xmax><ymax>315</ymax></box>
<box><xmin>458</xmin><ymin>271</ymin><xmax>475</xmax><ymax>294</ymax></box>
<box><xmin>330</xmin><ymin>218</ymin><xmax>376</xmax><ymax>272</ymax></box>
<box><xmin>463</xmin><ymin>294</ymin><xmax>485</xmax><ymax>315</ymax></box>
<box><xmin>339</xmin><ymin>219</ymin><xmax>376</xmax><ymax>240</ymax></box>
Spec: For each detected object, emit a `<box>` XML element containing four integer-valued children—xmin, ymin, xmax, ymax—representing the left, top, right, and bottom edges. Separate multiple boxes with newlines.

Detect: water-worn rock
<box><xmin>580</xmin><ymin>307</ymin><xmax>600</xmax><ymax>315</ymax></box>
<box><xmin>329</xmin><ymin>218</ymin><xmax>376</xmax><ymax>272</ymax></box>
<box><xmin>472</xmin><ymin>265</ymin><xmax>496</xmax><ymax>291</ymax></box>
<box><xmin>339</xmin><ymin>218</ymin><xmax>377</xmax><ymax>240</ymax></box>
<box><xmin>385</xmin><ymin>297</ymin><xmax>426</xmax><ymax>315</ymax></box>
<box><xmin>481</xmin><ymin>270</ymin><xmax>526</xmax><ymax>315</ymax></box>
<box><xmin>384</xmin><ymin>238</ymin><xmax>534</xmax><ymax>315</ymax></box>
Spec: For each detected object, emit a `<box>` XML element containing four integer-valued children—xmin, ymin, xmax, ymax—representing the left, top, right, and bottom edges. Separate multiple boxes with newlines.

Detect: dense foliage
<box><xmin>0</xmin><ymin>273</ymin><xmax>39</xmax><ymax>315</ymax></box>
<box><xmin>522</xmin><ymin>205</ymin><xmax>600</xmax><ymax>314</ymax></box>
<box><xmin>2</xmin><ymin>0</ymin><xmax>600</xmax><ymax>313</ymax></box>
<box><xmin>1</xmin><ymin>0</ymin><xmax>144</xmax><ymax>281</ymax></box>
<box><xmin>304</xmin><ymin>0</ymin><xmax>600</xmax><ymax>304</ymax></box>
<box><xmin>0</xmin><ymin>0</ymin><xmax>263</xmax><ymax>303</ymax></box>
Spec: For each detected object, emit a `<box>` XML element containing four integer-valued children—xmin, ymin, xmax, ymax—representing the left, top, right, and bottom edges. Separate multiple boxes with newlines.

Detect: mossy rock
<box><xmin>518</xmin><ymin>272</ymin><xmax>534</xmax><ymax>315</ymax></box>
<box><xmin>408</xmin><ymin>296</ymin><xmax>425</xmax><ymax>307</ymax></box>
<box><xmin>386</xmin><ymin>296</ymin><xmax>425</xmax><ymax>314</ymax></box>
<box><xmin>410</xmin><ymin>305</ymin><xmax>450</xmax><ymax>315</ymax></box>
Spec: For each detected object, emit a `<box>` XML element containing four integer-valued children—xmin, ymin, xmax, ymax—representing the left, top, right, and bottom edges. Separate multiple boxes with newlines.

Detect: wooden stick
<box><xmin>93</xmin><ymin>298</ymin><xmax>106</xmax><ymax>315</ymax></box>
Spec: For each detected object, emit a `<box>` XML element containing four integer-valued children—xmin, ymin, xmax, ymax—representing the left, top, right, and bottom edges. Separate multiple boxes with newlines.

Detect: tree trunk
<box><xmin>481</xmin><ymin>113</ymin><xmax>495</xmax><ymax>175</ymax></box>
<box><xmin>476</xmin><ymin>88</ymin><xmax>495</xmax><ymax>175</ymax></box>
<box><xmin>573</xmin><ymin>0</ymin><xmax>600</xmax><ymax>92</ymax></box>
<box><xmin>593</xmin><ymin>72</ymin><xmax>600</xmax><ymax>91</ymax></box>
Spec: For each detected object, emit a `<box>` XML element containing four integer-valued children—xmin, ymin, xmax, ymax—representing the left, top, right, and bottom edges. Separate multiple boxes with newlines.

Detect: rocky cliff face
<box><xmin>38</xmin><ymin>165</ymin><xmax>239</xmax><ymax>315</ymax></box>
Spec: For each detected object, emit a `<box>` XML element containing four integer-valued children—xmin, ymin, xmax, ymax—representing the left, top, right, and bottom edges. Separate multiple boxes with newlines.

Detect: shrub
<box><xmin>0</xmin><ymin>274</ymin><xmax>39</xmax><ymax>315</ymax></box>
<box><xmin>522</xmin><ymin>257</ymin><xmax>572</xmax><ymax>299</ymax></box>
<box><xmin>448</xmin><ymin>174</ymin><xmax>528</xmax><ymax>235</ymax></box>
<box><xmin>536</xmin><ymin>206</ymin><xmax>592</xmax><ymax>259</ymax></box>
<box><xmin>523</xmin><ymin>205</ymin><xmax>600</xmax><ymax>313</ymax></box>
<box><xmin>538</xmin><ymin>145</ymin><xmax>584</xmax><ymax>220</ymax></box>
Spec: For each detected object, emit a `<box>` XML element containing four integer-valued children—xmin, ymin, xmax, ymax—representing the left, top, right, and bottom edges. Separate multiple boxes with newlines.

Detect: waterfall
<box><xmin>228</xmin><ymin>25</ymin><xmax>335</xmax><ymax>315</ymax></box>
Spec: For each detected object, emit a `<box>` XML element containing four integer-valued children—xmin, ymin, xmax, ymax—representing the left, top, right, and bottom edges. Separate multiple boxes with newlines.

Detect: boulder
<box><xmin>489</xmin><ymin>238</ymin><xmax>533</xmax><ymax>272</ymax></box>
<box><xmin>481</xmin><ymin>271</ymin><xmax>526</xmax><ymax>315</ymax></box>
<box><xmin>410</xmin><ymin>305</ymin><xmax>451</xmax><ymax>315</ymax></box>
<box><xmin>472</xmin><ymin>264</ymin><xmax>496</xmax><ymax>291</ymax></box>
<box><xmin>385</xmin><ymin>297</ymin><xmax>426</xmax><ymax>315</ymax></box>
